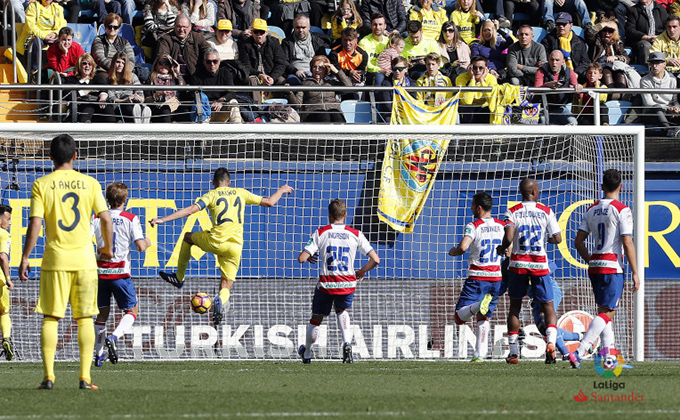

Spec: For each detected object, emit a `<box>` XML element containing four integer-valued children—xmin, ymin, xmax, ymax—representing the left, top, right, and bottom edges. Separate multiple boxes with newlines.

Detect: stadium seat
<box><xmin>572</xmin><ymin>26</ymin><xmax>584</xmax><ymax>38</ymax></box>
<box><xmin>268</xmin><ymin>25</ymin><xmax>286</xmax><ymax>39</ymax></box>
<box><xmin>631</xmin><ymin>64</ymin><xmax>649</xmax><ymax>76</ymax></box>
<box><xmin>310</xmin><ymin>26</ymin><xmax>325</xmax><ymax>35</ymax></box>
<box><xmin>531</xmin><ymin>27</ymin><xmax>547</xmax><ymax>43</ymax></box>
<box><xmin>341</xmin><ymin>100</ymin><xmax>373</xmax><ymax>123</ymax></box>
<box><xmin>513</xmin><ymin>12</ymin><xmax>530</xmax><ymax>22</ymax></box>
<box><xmin>606</xmin><ymin>100</ymin><xmax>632</xmax><ymax>125</ymax></box>
<box><xmin>69</xmin><ymin>23</ymin><xmax>97</xmax><ymax>54</ymax></box>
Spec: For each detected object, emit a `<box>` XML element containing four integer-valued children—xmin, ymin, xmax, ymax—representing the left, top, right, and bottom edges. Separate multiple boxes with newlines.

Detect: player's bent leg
<box><xmin>212</xmin><ymin>279</ymin><xmax>234</xmax><ymax>327</ymax></box>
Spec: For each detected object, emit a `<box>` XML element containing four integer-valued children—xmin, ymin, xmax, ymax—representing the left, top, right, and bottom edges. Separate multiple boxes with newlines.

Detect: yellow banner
<box><xmin>390</xmin><ymin>86</ymin><xmax>459</xmax><ymax>125</ymax></box>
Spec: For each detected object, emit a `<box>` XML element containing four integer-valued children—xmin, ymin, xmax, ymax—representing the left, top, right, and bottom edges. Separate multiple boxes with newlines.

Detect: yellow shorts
<box><xmin>192</xmin><ymin>231</ymin><xmax>242</xmax><ymax>281</ymax></box>
<box><xmin>35</xmin><ymin>270</ymin><xmax>99</xmax><ymax>319</ymax></box>
<box><xmin>0</xmin><ymin>284</ymin><xmax>9</xmax><ymax>313</ymax></box>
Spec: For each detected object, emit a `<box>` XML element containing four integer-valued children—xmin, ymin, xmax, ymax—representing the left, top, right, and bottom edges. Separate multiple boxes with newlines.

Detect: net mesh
<box><xmin>0</xmin><ymin>129</ymin><xmax>640</xmax><ymax>361</ymax></box>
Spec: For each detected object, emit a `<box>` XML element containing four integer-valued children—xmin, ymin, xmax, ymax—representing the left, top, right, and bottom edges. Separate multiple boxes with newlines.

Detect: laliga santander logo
<box><xmin>557</xmin><ymin>310</ymin><xmax>598</xmax><ymax>357</ymax></box>
<box><xmin>593</xmin><ymin>347</ymin><xmax>634</xmax><ymax>378</ymax></box>
<box><xmin>399</xmin><ymin>140</ymin><xmax>442</xmax><ymax>192</ymax></box>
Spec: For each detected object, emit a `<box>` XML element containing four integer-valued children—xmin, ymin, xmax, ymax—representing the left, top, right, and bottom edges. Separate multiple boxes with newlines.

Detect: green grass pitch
<box><xmin>1</xmin><ymin>360</ymin><xmax>679</xmax><ymax>419</ymax></box>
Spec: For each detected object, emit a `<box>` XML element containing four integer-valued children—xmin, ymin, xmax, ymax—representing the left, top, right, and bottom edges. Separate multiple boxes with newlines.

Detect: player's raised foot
<box><xmin>212</xmin><ymin>296</ymin><xmax>224</xmax><ymax>326</ymax></box>
<box><xmin>568</xmin><ymin>351</ymin><xmax>582</xmax><ymax>369</ymax></box>
<box><xmin>545</xmin><ymin>343</ymin><xmax>556</xmax><ymax>364</ymax></box>
<box><xmin>37</xmin><ymin>380</ymin><xmax>54</xmax><ymax>390</ymax></box>
<box><xmin>2</xmin><ymin>338</ymin><xmax>15</xmax><ymax>361</ymax></box>
<box><xmin>471</xmin><ymin>357</ymin><xmax>484</xmax><ymax>363</ymax></box>
<box><xmin>159</xmin><ymin>271</ymin><xmax>184</xmax><ymax>289</ymax></box>
<box><xmin>105</xmin><ymin>335</ymin><xmax>118</xmax><ymax>365</ymax></box>
<box><xmin>505</xmin><ymin>354</ymin><xmax>519</xmax><ymax>364</ymax></box>
<box><xmin>342</xmin><ymin>342</ymin><xmax>353</xmax><ymax>364</ymax></box>
<box><xmin>79</xmin><ymin>380</ymin><xmax>99</xmax><ymax>390</ymax></box>
<box><xmin>478</xmin><ymin>293</ymin><xmax>493</xmax><ymax>316</ymax></box>
<box><xmin>298</xmin><ymin>345</ymin><xmax>311</xmax><ymax>364</ymax></box>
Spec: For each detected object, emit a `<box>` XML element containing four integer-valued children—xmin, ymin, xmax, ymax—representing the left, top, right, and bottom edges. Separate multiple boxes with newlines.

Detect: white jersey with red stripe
<box><xmin>92</xmin><ymin>209</ymin><xmax>145</xmax><ymax>280</ymax></box>
<box><xmin>504</xmin><ymin>202</ymin><xmax>561</xmax><ymax>276</ymax></box>
<box><xmin>464</xmin><ymin>217</ymin><xmax>505</xmax><ymax>281</ymax></box>
<box><xmin>303</xmin><ymin>224</ymin><xmax>374</xmax><ymax>295</ymax></box>
<box><xmin>578</xmin><ymin>198</ymin><xmax>633</xmax><ymax>274</ymax></box>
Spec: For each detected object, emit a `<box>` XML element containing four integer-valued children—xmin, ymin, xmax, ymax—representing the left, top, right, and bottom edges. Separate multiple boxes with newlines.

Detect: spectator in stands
<box><xmin>147</xmin><ymin>53</ymin><xmax>186</xmax><ymax>123</ymax></box>
<box><xmin>359</xmin><ymin>0</ymin><xmax>407</xmax><ymax>37</ymax></box>
<box><xmin>377</xmin><ymin>33</ymin><xmax>406</xmax><ymax>78</ymax></box>
<box><xmin>408</xmin><ymin>0</ymin><xmax>447</xmax><ymax>41</ymax></box>
<box><xmin>62</xmin><ymin>53</ymin><xmax>109</xmax><ymax>123</ymax></box>
<box><xmin>95</xmin><ymin>0</ymin><xmax>121</xmax><ymax>24</ymax></box>
<box><xmin>586</xmin><ymin>1</ymin><xmax>627</xmax><ymax>40</ymax></box>
<box><xmin>142</xmin><ymin>0</ymin><xmax>179</xmax><ymax>48</ymax></box>
<box><xmin>574</xmin><ymin>62</ymin><xmax>609</xmax><ymax>125</ymax></box>
<box><xmin>55</xmin><ymin>0</ymin><xmax>79</xmax><ymax>23</ymax></box>
<box><xmin>238</xmin><ymin>18</ymin><xmax>288</xmax><ymax>100</ymax></box>
<box><xmin>450</xmin><ymin>0</ymin><xmax>483</xmax><ymax>45</ymax></box>
<box><xmin>17</xmin><ymin>0</ymin><xmax>67</xmax><ymax>63</ymax></box>
<box><xmin>625</xmin><ymin>0</ymin><xmax>667</xmax><ymax>65</ymax></box>
<box><xmin>651</xmin><ymin>15</ymin><xmax>680</xmax><ymax>76</ymax></box>
<box><xmin>209</xmin><ymin>19</ymin><xmax>239</xmax><ymax>61</ymax></box>
<box><xmin>331</xmin><ymin>1</ymin><xmax>363</xmax><ymax>43</ymax></box>
<box><xmin>157</xmin><ymin>14</ymin><xmax>211</xmax><ymax>79</ymax></box>
<box><xmin>189</xmin><ymin>48</ymin><xmax>242</xmax><ymax>122</ymax></box>
<box><xmin>507</xmin><ymin>25</ymin><xmax>547</xmax><ymax>86</ymax></box>
<box><xmin>503</xmin><ymin>0</ymin><xmax>541</xmax><ymax>28</ymax></box>
<box><xmin>269</xmin><ymin>0</ymin><xmax>320</xmax><ymax>34</ymax></box>
<box><xmin>456</xmin><ymin>55</ymin><xmax>498</xmax><ymax>123</ymax></box>
<box><xmin>217</xmin><ymin>0</ymin><xmax>268</xmax><ymax>40</ymax></box>
<box><xmin>282</xmin><ymin>14</ymin><xmax>330</xmax><ymax>85</ymax></box>
<box><xmin>45</xmin><ymin>27</ymin><xmax>84</xmax><ymax>77</ymax></box>
<box><xmin>181</xmin><ymin>0</ymin><xmax>217</xmax><ymax>35</ymax></box>
<box><xmin>287</xmin><ymin>55</ymin><xmax>351</xmax><ymax>123</ymax></box>
<box><xmin>470</xmin><ymin>19</ymin><xmax>514</xmax><ymax>81</ymax></box>
<box><xmin>7</xmin><ymin>0</ymin><xmax>27</xmax><ymax>23</ymax></box>
<box><xmin>359</xmin><ymin>13</ymin><xmax>389</xmax><ymax>86</ymax></box>
<box><xmin>97</xmin><ymin>51</ymin><xmax>149</xmax><ymax>123</ymax></box>
<box><xmin>535</xmin><ymin>49</ymin><xmax>582</xmax><ymax>125</ymax></box>
<box><xmin>541</xmin><ymin>12</ymin><xmax>589</xmax><ymax>82</ymax></box>
<box><xmin>587</xmin><ymin>18</ymin><xmax>630</xmax><ymax>88</ymax></box>
<box><xmin>479</xmin><ymin>0</ymin><xmax>510</xmax><ymax>29</ymax></box>
<box><xmin>329</xmin><ymin>27</ymin><xmax>369</xmax><ymax>91</ymax></box>
<box><xmin>376</xmin><ymin>56</ymin><xmax>413</xmax><ymax>122</ymax></box>
<box><xmin>416</xmin><ymin>52</ymin><xmax>452</xmax><ymax>106</ymax></box>
<box><xmin>543</xmin><ymin>0</ymin><xmax>593</xmax><ymax>37</ymax></box>
<box><xmin>641</xmin><ymin>51</ymin><xmax>680</xmax><ymax>136</ymax></box>
<box><xmin>92</xmin><ymin>13</ymin><xmax>135</xmax><ymax>72</ymax></box>
<box><xmin>437</xmin><ymin>21</ymin><xmax>470</xmax><ymax>79</ymax></box>
<box><xmin>402</xmin><ymin>20</ymin><xmax>439</xmax><ymax>80</ymax></box>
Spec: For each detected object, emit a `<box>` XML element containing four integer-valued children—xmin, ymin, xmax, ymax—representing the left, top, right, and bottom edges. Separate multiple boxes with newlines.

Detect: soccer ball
<box><xmin>191</xmin><ymin>292</ymin><xmax>212</xmax><ymax>314</ymax></box>
<box><xmin>604</xmin><ymin>354</ymin><xmax>617</xmax><ymax>370</ymax></box>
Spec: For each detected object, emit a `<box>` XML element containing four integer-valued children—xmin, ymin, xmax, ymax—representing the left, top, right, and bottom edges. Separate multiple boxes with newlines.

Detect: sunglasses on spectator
<box><xmin>444</xmin><ymin>28</ymin><xmax>455</xmax><ymax>33</ymax></box>
<box><xmin>253</xmin><ymin>29</ymin><xmax>266</xmax><ymax>35</ymax></box>
<box><xmin>472</xmin><ymin>66</ymin><xmax>485</xmax><ymax>70</ymax></box>
<box><xmin>157</xmin><ymin>60</ymin><xmax>170</xmax><ymax>66</ymax></box>
<box><xmin>340</xmin><ymin>7</ymin><xmax>351</xmax><ymax>11</ymax></box>
<box><xmin>205</xmin><ymin>59</ymin><xmax>220</xmax><ymax>64</ymax></box>
<box><xmin>107</xmin><ymin>25</ymin><xmax>120</xmax><ymax>30</ymax></box>
<box><xmin>311</xmin><ymin>65</ymin><xmax>326</xmax><ymax>70</ymax></box>
<box><xmin>392</xmin><ymin>66</ymin><xmax>406</xmax><ymax>72</ymax></box>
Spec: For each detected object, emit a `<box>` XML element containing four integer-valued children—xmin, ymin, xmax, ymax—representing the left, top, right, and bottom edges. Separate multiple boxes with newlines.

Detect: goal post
<box><xmin>0</xmin><ymin>123</ymin><xmax>645</xmax><ymax>362</ymax></box>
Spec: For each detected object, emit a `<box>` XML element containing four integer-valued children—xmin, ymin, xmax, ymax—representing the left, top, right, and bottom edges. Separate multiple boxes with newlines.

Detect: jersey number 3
<box><xmin>58</xmin><ymin>192</ymin><xmax>80</xmax><ymax>232</ymax></box>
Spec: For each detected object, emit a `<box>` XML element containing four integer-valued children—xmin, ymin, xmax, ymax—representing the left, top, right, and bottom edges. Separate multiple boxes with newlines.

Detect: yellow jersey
<box><xmin>29</xmin><ymin>169</ymin><xmax>108</xmax><ymax>271</ymax></box>
<box><xmin>195</xmin><ymin>187</ymin><xmax>263</xmax><ymax>244</ymax></box>
<box><xmin>0</xmin><ymin>228</ymin><xmax>9</xmax><ymax>285</ymax></box>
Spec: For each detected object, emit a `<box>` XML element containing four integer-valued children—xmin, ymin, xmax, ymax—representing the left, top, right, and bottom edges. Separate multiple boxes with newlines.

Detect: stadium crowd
<box><xmin>4</xmin><ymin>0</ymin><xmax>680</xmax><ymax>132</ymax></box>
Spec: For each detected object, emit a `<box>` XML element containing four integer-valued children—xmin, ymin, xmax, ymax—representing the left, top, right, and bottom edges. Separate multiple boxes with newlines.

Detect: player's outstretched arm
<box><xmin>547</xmin><ymin>232</ymin><xmax>562</xmax><ymax>244</ymax></box>
<box><xmin>297</xmin><ymin>250</ymin><xmax>319</xmax><ymax>264</ymax></box>
<box><xmin>98</xmin><ymin>210</ymin><xmax>114</xmax><ymax>260</ymax></box>
<box><xmin>260</xmin><ymin>184</ymin><xmax>294</xmax><ymax>207</ymax></box>
<box><xmin>0</xmin><ymin>253</ymin><xmax>12</xmax><ymax>290</ymax></box>
<box><xmin>574</xmin><ymin>230</ymin><xmax>591</xmax><ymax>263</ymax></box>
<box><xmin>135</xmin><ymin>237</ymin><xmax>152</xmax><ymax>252</ymax></box>
<box><xmin>449</xmin><ymin>236</ymin><xmax>472</xmax><ymax>257</ymax></box>
<box><xmin>356</xmin><ymin>250</ymin><xmax>380</xmax><ymax>281</ymax></box>
<box><xmin>622</xmin><ymin>235</ymin><xmax>640</xmax><ymax>292</ymax></box>
<box><xmin>149</xmin><ymin>204</ymin><xmax>200</xmax><ymax>227</ymax></box>
<box><xmin>19</xmin><ymin>217</ymin><xmax>42</xmax><ymax>281</ymax></box>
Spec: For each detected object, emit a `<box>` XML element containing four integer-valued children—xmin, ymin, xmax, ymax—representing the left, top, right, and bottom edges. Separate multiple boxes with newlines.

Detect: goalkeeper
<box><xmin>149</xmin><ymin>168</ymin><xmax>293</xmax><ymax>326</ymax></box>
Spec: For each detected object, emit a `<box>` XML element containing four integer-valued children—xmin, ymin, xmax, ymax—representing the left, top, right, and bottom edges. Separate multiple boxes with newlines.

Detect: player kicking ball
<box><xmin>568</xmin><ymin>169</ymin><xmax>639</xmax><ymax>368</ymax></box>
<box><xmin>297</xmin><ymin>199</ymin><xmax>380</xmax><ymax>364</ymax></box>
<box><xmin>150</xmin><ymin>168</ymin><xmax>293</xmax><ymax>326</ymax></box>
<box><xmin>92</xmin><ymin>183</ymin><xmax>152</xmax><ymax>367</ymax></box>
<box><xmin>448</xmin><ymin>192</ymin><xmax>505</xmax><ymax>362</ymax></box>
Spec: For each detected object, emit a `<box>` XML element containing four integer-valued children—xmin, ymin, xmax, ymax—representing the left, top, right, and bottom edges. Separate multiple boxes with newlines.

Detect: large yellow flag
<box><xmin>377</xmin><ymin>87</ymin><xmax>459</xmax><ymax>233</ymax></box>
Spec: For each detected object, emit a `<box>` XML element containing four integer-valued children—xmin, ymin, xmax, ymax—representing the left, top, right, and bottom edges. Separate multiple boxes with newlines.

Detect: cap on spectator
<box><xmin>252</xmin><ymin>18</ymin><xmax>268</xmax><ymax>31</ymax></box>
<box><xmin>594</xmin><ymin>20</ymin><xmax>617</xmax><ymax>32</ymax></box>
<box><xmin>217</xmin><ymin>19</ymin><xmax>232</xmax><ymax>31</ymax></box>
<box><xmin>648</xmin><ymin>51</ymin><xmax>667</xmax><ymax>62</ymax></box>
<box><xmin>555</xmin><ymin>12</ymin><xmax>573</xmax><ymax>24</ymax></box>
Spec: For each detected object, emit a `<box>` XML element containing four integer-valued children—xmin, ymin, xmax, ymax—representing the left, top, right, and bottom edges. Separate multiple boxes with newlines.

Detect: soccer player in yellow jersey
<box><xmin>0</xmin><ymin>204</ymin><xmax>16</xmax><ymax>361</ymax></box>
<box><xmin>19</xmin><ymin>134</ymin><xmax>114</xmax><ymax>391</ymax></box>
<box><xmin>150</xmin><ymin>168</ymin><xmax>293</xmax><ymax>326</ymax></box>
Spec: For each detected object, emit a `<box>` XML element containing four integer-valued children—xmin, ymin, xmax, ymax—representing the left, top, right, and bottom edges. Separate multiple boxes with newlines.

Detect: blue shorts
<box><xmin>311</xmin><ymin>288</ymin><xmax>353</xmax><ymax>316</ymax></box>
<box><xmin>455</xmin><ymin>279</ymin><xmax>501</xmax><ymax>318</ymax></box>
<box><xmin>98</xmin><ymin>277</ymin><xmax>137</xmax><ymax>311</ymax></box>
<box><xmin>507</xmin><ymin>271</ymin><xmax>554</xmax><ymax>303</ymax></box>
<box><xmin>589</xmin><ymin>273</ymin><xmax>625</xmax><ymax>310</ymax></box>
<box><xmin>531</xmin><ymin>275</ymin><xmax>562</xmax><ymax>324</ymax></box>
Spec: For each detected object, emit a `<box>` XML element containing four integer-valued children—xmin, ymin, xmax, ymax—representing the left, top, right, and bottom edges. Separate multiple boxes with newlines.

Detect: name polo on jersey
<box><xmin>93</xmin><ymin>209</ymin><xmax>145</xmax><ymax>279</ymax></box>
<box><xmin>303</xmin><ymin>224</ymin><xmax>374</xmax><ymax>295</ymax></box>
<box><xmin>504</xmin><ymin>202</ymin><xmax>561</xmax><ymax>276</ymax></box>
<box><xmin>578</xmin><ymin>199</ymin><xmax>633</xmax><ymax>274</ymax></box>
<box><xmin>464</xmin><ymin>217</ymin><xmax>505</xmax><ymax>281</ymax></box>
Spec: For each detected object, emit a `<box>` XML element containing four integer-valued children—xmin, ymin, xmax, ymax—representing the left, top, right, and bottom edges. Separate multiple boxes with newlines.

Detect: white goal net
<box><xmin>0</xmin><ymin>124</ymin><xmax>645</xmax><ymax>362</ymax></box>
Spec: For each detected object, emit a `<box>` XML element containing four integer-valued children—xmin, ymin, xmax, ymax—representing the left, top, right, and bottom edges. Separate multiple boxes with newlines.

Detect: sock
<box><xmin>112</xmin><ymin>313</ymin><xmax>136</xmax><ymax>339</ymax></box>
<box><xmin>336</xmin><ymin>310</ymin><xmax>352</xmax><ymax>344</ymax></box>
<box><xmin>0</xmin><ymin>313</ymin><xmax>11</xmax><ymax>338</ymax></box>
<box><xmin>559</xmin><ymin>328</ymin><xmax>580</xmax><ymax>342</ymax></box>
<box><xmin>601</xmin><ymin>321</ymin><xmax>615</xmax><ymax>349</ymax></box>
<box><xmin>455</xmin><ymin>302</ymin><xmax>480</xmax><ymax>323</ymax></box>
<box><xmin>508</xmin><ymin>331</ymin><xmax>519</xmax><ymax>356</ymax></box>
<box><xmin>94</xmin><ymin>321</ymin><xmax>106</xmax><ymax>357</ymax></box>
<box><xmin>219</xmin><ymin>287</ymin><xmax>231</xmax><ymax>304</ymax></box>
<box><xmin>77</xmin><ymin>317</ymin><xmax>95</xmax><ymax>383</ymax></box>
<box><xmin>305</xmin><ymin>321</ymin><xmax>320</xmax><ymax>359</ymax></box>
<box><xmin>555</xmin><ymin>328</ymin><xmax>570</xmax><ymax>355</ymax></box>
<box><xmin>176</xmin><ymin>241</ymin><xmax>192</xmax><ymax>282</ymax></box>
<box><xmin>545</xmin><ymin>324</ymin><xmax>557</xmax><ymax>345</ymax></box>
<box><xmin>41</xmin><ymin>317</ymin><xmax>59</xmax><ymax>382</ymax></box>
<box><xmin>577</xmin><ymin>313</ymin><xmax>610</xmax><ymax>357</ymax></box>
<box><xmin>475</xmin><ymin>319</ymin><xmax>489</xmax><ymax>358</ymax></box>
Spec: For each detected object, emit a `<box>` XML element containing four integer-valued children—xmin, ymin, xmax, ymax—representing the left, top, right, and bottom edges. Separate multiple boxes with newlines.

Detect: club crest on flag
<box><xmin>401</xmin><ymin>140</ymin><xmax>442</xmax><ymax>192</ymax></box>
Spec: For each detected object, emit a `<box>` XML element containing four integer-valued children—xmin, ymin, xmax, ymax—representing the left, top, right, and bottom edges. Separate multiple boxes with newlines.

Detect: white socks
<box><xmin>456</xmin><ymin>302</ymin><xmax>481</xmax><ymax>323</ymax></box>
<box><xmin>305</xmin><ymin>323</ymin><xmax>319</xmax><ymax>359</ymax></box>
<box><xmin>336</xmin><ymin>310</ymin><xmax>352</xmax><ymax>344</ymax></box>
<box><xmin>475</xmin><ymin>319</ymin><xmax>489</xmax><ymax>358</ymax></box>
<box><xmin>508</xmin><ymin>331</ymin><xmax>519</xmax><ymax>356</ymax></box>
<box><xmin>112</xmin><ymin>313</ymin><xmax>137</xmax><ymax>339</ymax></box>
<box><xmin>578</xmin><ymin>313</ymin><xmax>610</xmax><ymax>356</ymax></box>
